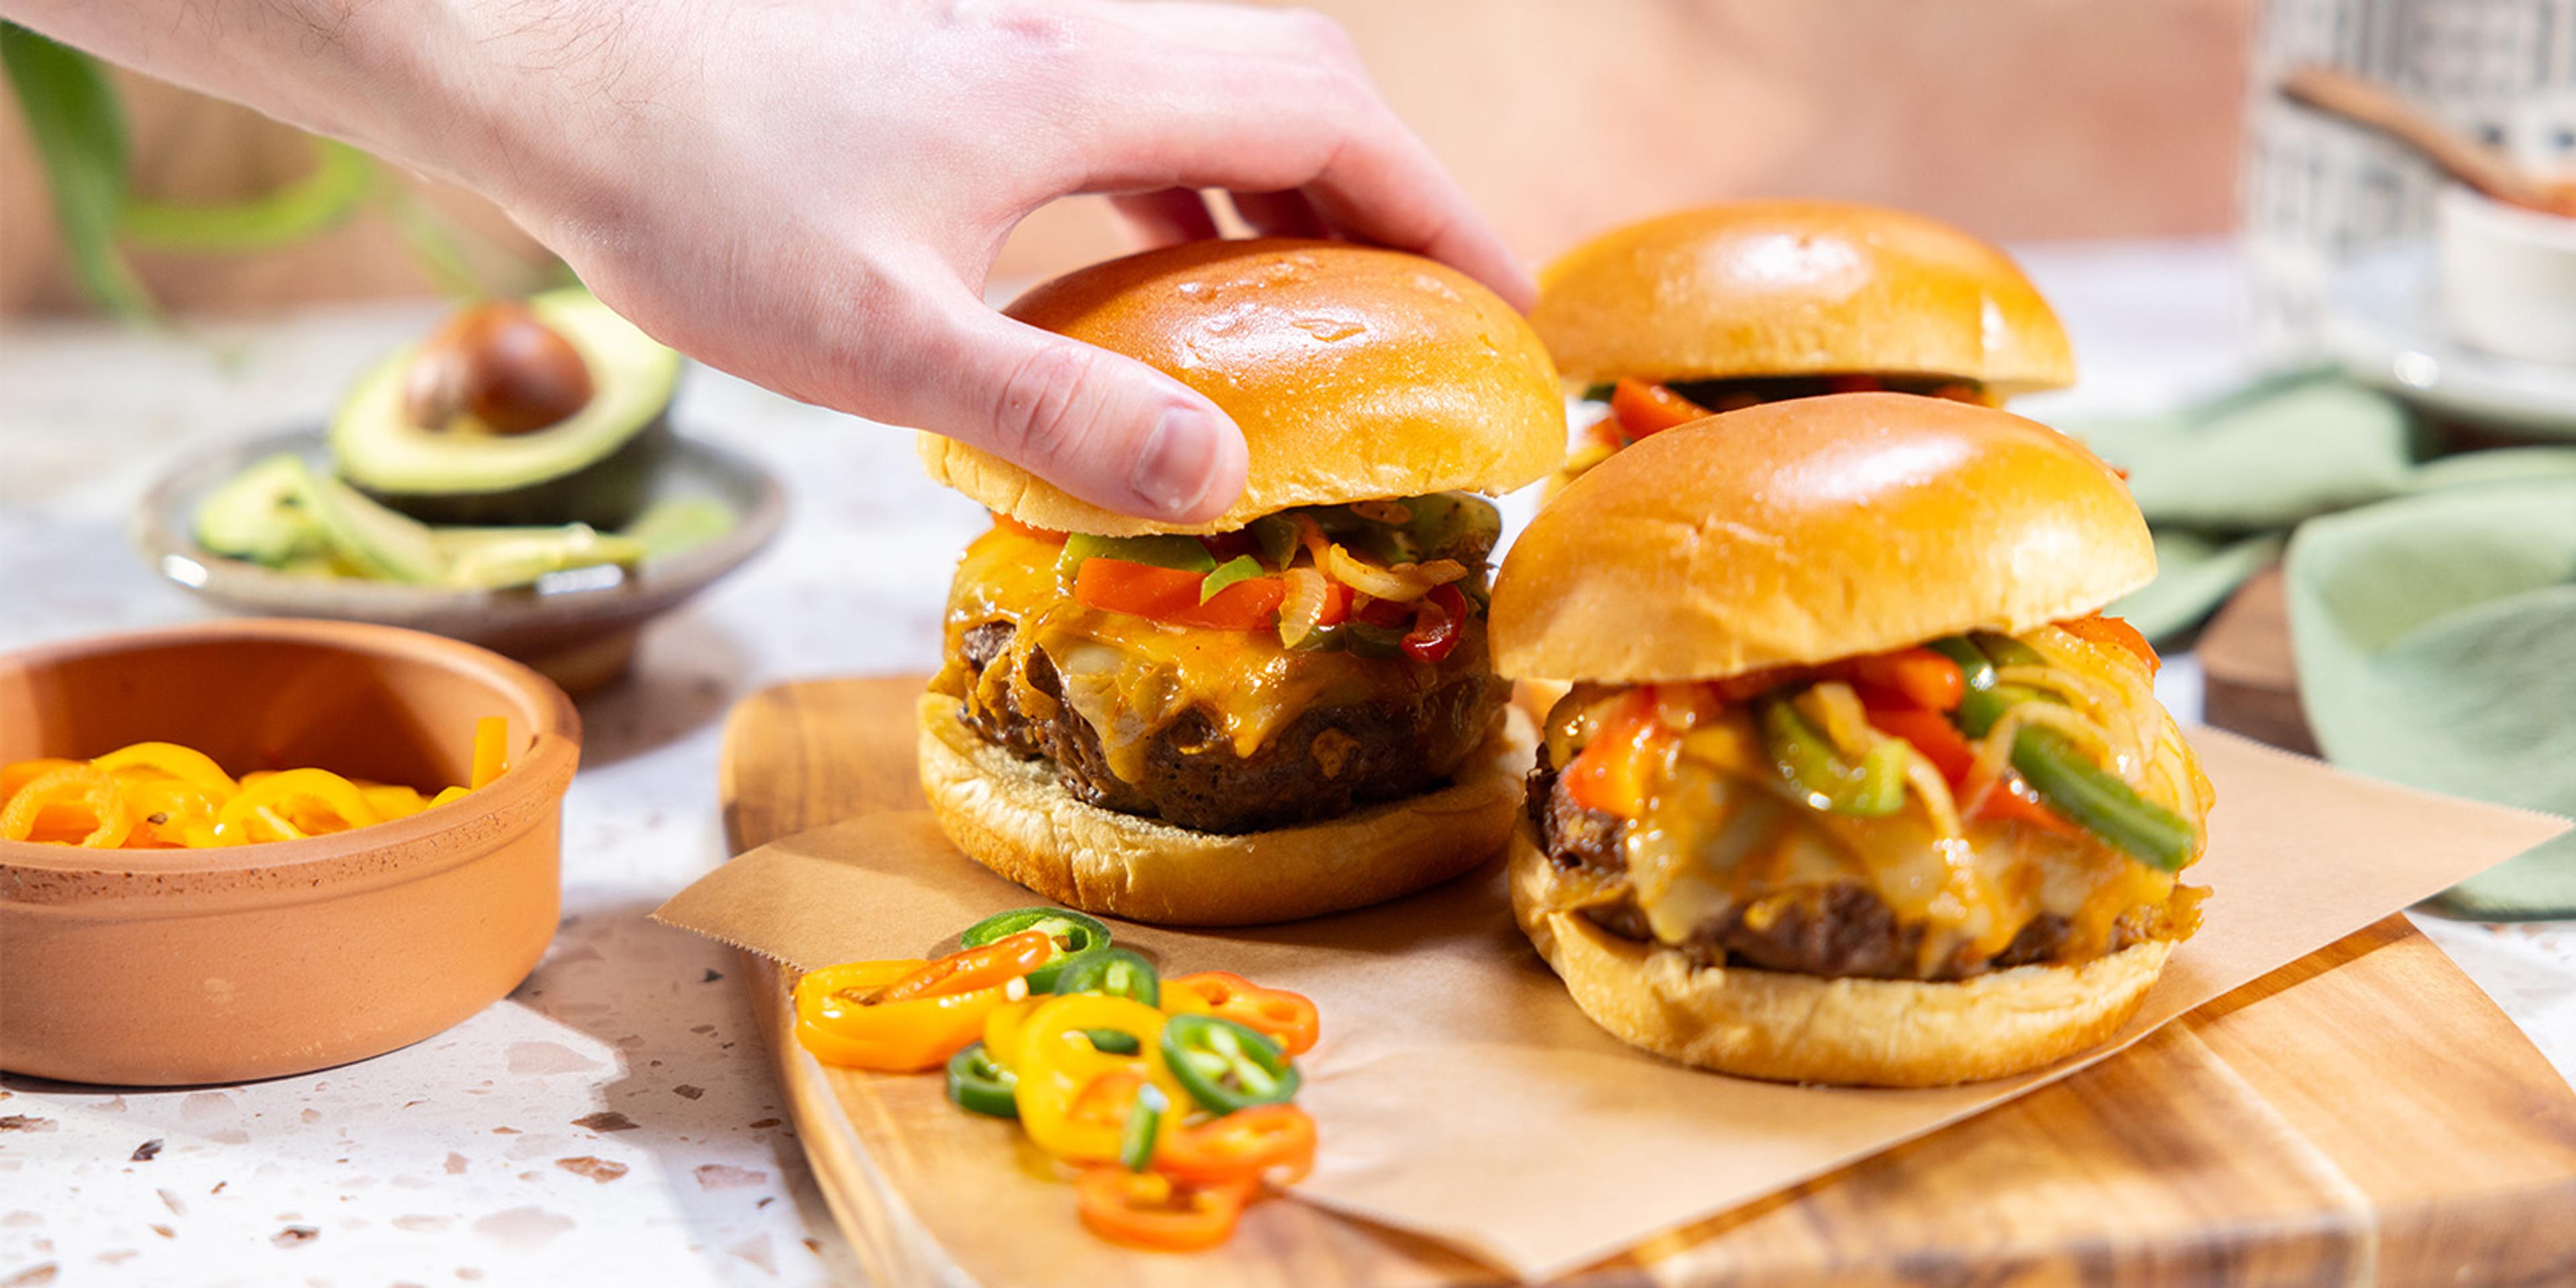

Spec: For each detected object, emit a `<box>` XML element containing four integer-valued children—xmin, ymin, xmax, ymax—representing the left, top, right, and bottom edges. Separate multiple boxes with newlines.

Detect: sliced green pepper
<box><xmin>945</xmin><ymin>1042</ymin><xmax>1018</xmax><ymax>1118</ymax></box>
<box><xmin>2011</xmin><ymin>728</ymin><xmax>2197</xmax><ymax>871</ymax></box>
<box><xmin>1199</xmin><ymin>555</ymin><xmax>1263</xmax><ymax>603</ymax></box>
<box><xmin>1342</xmin><ymin>622</ymin><xmax>1409</xmax><ymax>659</ymax></box>
<box><xmin>1399</xmin><ymin>492</ymin><xmax>1503</xmax><ymax>564</ymax></box>
<box><xmin>959</xmin><ymin>906</ymin><xmax>1112</xmax><ymax>994</ymax></box>
<box><xmin>1052</xmin><ymin>947</ymin><xmax>1160</xmax><ymax>1007</ymax></box>
<box><xmin>1579</xmin><ymin>382</ymin><xmax>1617</xmax><ymax>402</ymax></box>
<box><xmin>1117</xmin><ymin>1081</ymin><xmax>1168</xmax><ymax>1172</ymax></box>
<box><xmin>1055</xmin><ymin>532</ymin><xmax>1216</xmax><ymax>579</ymax></box>
<box><xmin>1927</xmin><ymin>636</ymin><xmax>2011</xmax><ymax>736</ymax></box>
<box><xmin>1160</xmin><ymin>1014</ymin><xmax>1301</xmax><ymax>1115</ymax></box>
<box><xmin>1248</xmin><ymin>515</ymin><xmax>1301</xmax><ymax>570</ymax></box>
<box><xmin>1972</xmin><ymin>631</ymin><xmax>2047</xmax><ymax>669</ymax></box>
<box><xmin>1758</xmin><ymin>697</ymin><xmax>1904</xmax><ymax>817</ymax></box>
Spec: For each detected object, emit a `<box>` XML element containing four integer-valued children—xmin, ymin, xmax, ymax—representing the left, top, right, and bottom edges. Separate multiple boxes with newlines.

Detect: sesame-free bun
<box><xmin>917</xmin><ymin>694</ymin><xmax>1534</xmax><ymax>926</ymax></box>
<box><xmin>918</xmin><ymin>239</ymin><xmax>1565</xmax><ymax>537</ymax></box>
<box><xmin>1509</xmin><ymin>830</ymin><xmax>2169</xmax><ymax>1087</ymax></box>
<box><xmin>1491</xmin><ymin>394</ymin><xmax>2153</xmax><ymax>684</ymax></box>
<box><xmin>1532</xmin><ymin>201</ymin><xmax>2074</xmax><ymax>392</ymax></box>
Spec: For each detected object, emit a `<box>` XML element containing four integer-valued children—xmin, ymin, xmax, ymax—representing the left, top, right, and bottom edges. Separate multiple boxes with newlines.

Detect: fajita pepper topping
<box><xmin>796</xmin><ymin>906</ymin><xmax>1323</xmax><ymax>1252</ymax></box>
<box><xmin>1541</xmin><ymin>616</ymin><xmax>2212</xmax><ymax>979</ymax></box>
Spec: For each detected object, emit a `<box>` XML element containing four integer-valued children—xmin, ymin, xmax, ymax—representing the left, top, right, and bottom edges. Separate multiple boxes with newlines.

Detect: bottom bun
<box><xmin>1507</xmin><ymin>828</ymin><xmax>2171</xmax><ymax>1086</ymax></box>
<box><xmin>918</xmin><ymin>694</ymin><xmax>1534</xmax><ymax>926</ymax></box>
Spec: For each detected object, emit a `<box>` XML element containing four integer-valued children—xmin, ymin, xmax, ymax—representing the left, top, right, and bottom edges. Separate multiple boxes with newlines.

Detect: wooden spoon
<box><xmin>2280</xmin><ymin>65</ymin><xmax>2576</xmax><ymax>217</ymax></box>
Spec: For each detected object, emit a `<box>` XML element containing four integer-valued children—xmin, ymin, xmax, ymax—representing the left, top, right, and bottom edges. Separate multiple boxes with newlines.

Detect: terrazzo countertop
<box><xmin>3</xmin><ymin>242</ymin><xmax>2570</xmax><ymax>1287</ymax></box>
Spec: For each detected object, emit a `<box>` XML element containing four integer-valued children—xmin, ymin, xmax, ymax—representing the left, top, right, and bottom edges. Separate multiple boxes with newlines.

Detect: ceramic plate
<box><xmin>132</xmin><ymin>427</ymin><xmax>786</xmax><ymax>692</ymax></box>
<box><xmin>2322</xmin><ymin>247</ymin><xmax>2576</xmax><ymax>439</ymax></box>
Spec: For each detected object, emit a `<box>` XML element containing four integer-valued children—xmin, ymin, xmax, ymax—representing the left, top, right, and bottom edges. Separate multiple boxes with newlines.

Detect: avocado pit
<box><xmin>402</xmin><ymin>300</ymin><xmax>596</xmax><ymax>435</ymax></box>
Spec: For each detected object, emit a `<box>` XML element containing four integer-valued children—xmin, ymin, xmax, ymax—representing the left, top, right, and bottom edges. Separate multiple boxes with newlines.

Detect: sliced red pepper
<box><xmin>1865</xmin><ymin>705</ymin><xmax>1977</xmax><ymax>784</ymax></box>
<box><xmin>2059</xmin><ymin>613</ymin><xmax>2159</xmax><ymax>674</ymax></box>
<box><xmin>1352</xmin><ymin>594</ymin><xmax>1412</xmax><ymax>629</ymax></box>
<box><xmin>1562</xmin><ymin>686</ymin><xmax>1673</xmax><ymax>818</ymax></box>
<box><xmin>1163</xmin><ymin>972</ymin><xmax>1320</xmax><ymax>1056</ymax></box>
<box><xmin>1075</xmin><ymin>1167</ymin><xmax>1255</xmax><ymax>1252</ymax></box>
<box><xmin>1157</xmin><ymin>1104</ymin><xmax>1318</xmax><ymax>1187</ymax></box>
<box><xmin>1073</xmin><ymin>558</ymin><xmax>1287</xmax><ymax>631</ymax></box>
<box><xmin>1609</xmin><ymin>379</ymin><xmax>1711</xmax><ymax>440</ymax></box>
<box><xmin>1844</xmin><ymin>647</ymin><xmax>1965</xmax><ymax>712</ymax></box>
<box><xmin>1399</xmin><ymin>584</ymin><xmax>1469</xmax><ymax>663</ymax></box>
<box><xmin>1962</xmin><ymin>763</ymin><xmax>2082</xmax><ymax>837</ymax></box>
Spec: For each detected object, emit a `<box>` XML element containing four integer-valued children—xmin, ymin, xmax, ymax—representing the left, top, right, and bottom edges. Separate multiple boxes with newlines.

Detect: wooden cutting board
<box><xmin>718</xmin><ymin>676</ymin><xmax>2576</xmax><ymax>1287</ymax></box>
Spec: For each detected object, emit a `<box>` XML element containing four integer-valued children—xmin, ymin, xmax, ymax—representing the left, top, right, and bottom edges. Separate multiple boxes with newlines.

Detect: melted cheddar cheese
<box><xmin>936</xmin><ymin>529</ymin><xmax>1489</xmax><ymax>784</ymax></box>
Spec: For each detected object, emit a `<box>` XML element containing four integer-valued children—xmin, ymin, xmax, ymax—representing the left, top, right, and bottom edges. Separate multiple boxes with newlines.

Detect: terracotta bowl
<box><xmin>0</xmin><ymin>619</ymin><xmax>580</xmax><ymax>1086</ymax></box>
<box><xmin>131</xmin><ymin>426</ymin><xmax>786</xmax><ymax>695</ymax></box>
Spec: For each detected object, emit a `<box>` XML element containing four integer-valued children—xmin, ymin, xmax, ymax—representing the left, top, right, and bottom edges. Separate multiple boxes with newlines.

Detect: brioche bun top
<box><xmin>1531</xmin><ymin>201</ymin><xmax>2074</xmax><ymax>392</ymax></box>
<box><xmin>1491</xmin><ymin>393</ymin><xmax>2153</xmax><ymax>682</ymax></box>
<box><xmin>919</xmin><ymin>238</ymin><xmax>1565</xmax><ymax>535</ymax></box>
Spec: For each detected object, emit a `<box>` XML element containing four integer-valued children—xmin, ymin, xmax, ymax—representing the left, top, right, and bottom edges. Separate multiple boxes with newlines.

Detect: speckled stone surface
<box><xmin>2</xmin><ymin>243</ymin><xmax>2568</xmax><ymax>1286</ymax></box>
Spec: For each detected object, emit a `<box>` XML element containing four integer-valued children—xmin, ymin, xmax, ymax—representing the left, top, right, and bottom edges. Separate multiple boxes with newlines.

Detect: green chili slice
<box><xmin>1051</xmin><ymin>947</ymin><xmax>1160</xmax><ymax>1007</ymax></box>
<box><xmin>1081</xmin><ymin>1028</ymin><xmax>1141</xmax><ymax>1056</ymax></box>
<box><xmin>1160</xmin><ymin>1014</ymin><xmax>1301</xmax><ymax>1114</ymax></box>
<box><xmin>944</xmin><ymin>1042</ymin><xmax>1018</xmax><ymax>1119</ymax></box>
<box><xmin>2011</xmin><ymin>728</ymin><xmax>2197</xmax><ymax>871</ymax></box>
<box><xmin>1117</xmin><ymin>1082</ymin><xmax>1168</xmax><ymax>1173</ymax></box>
<box><xmin>959</xmin><ymin>906</ymin><xmax>1113</xmax><ymax>993</ymax></box>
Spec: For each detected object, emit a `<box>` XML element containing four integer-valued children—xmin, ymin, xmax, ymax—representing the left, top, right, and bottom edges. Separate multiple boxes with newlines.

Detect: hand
<box><xmin>7</xmin><ymin>0</ymin><xmax>1529</xmax><ymax>521</ymax></box>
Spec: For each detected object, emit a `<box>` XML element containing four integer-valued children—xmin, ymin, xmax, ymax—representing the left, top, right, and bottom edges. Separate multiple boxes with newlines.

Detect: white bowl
<box><xmin>2438</xmin><ymin>186</ymin><xmax>2576</xmax><ymax>367</ymax></box>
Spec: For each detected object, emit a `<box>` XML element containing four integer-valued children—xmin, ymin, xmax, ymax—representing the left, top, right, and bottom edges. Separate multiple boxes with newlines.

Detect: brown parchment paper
<box><xmin>655</xmin><ymin>729</ymin><xmax>2568</xmax><ymax>1281</ymax></box>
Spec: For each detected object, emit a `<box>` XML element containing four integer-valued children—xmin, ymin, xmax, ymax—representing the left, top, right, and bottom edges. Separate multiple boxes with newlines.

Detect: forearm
<box><xmin>1</xmin><ymin>0</ymin><xmax>655</xmax><ymax>214</ymax></box>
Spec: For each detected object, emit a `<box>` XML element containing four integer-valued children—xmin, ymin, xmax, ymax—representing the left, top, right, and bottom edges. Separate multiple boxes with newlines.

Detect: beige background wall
<box><xmin>1</xmin><ymin>0</ymin><xmax>2254</xmax><ymax>317</ymax></box>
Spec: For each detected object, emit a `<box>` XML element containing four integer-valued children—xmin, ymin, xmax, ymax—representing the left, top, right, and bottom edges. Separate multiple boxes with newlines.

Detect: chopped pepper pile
<box><xmin>0</xmin><ymin>717</ymin><xmax>511</xmax><ymax>848</ymax></box>
<box><xmin>792</xmin><ymin>906</ymin><xmax>1322</xmax><ymax>1253</ymax></box>
<box><xmin>1002</xmin><ymin>492</ymin><xmax>1501</xmax><ymax>662</ymax></box>
<box><xmin>1560</xmin><ymin>376</ymin><xmax>1993</xmax><ymax>484</ymax></box>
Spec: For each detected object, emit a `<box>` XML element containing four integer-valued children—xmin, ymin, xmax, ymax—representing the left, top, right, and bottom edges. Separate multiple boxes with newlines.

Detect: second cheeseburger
<box><xmin>1490</xmin><ymin>394</ymin><xmax>2212</xmax><ymax>1086</ymax></box>
<box><xmin>918</xmin><ymin>239</ymin><xmax>1562</xmax><ymax>926</ymax></box>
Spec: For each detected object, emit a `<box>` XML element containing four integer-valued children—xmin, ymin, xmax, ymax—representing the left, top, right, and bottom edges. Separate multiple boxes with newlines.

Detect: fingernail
<box><xmin>1130</xmin><ymin>408</ymin><xmax>1220</xmax><ymax>518</ymax></box>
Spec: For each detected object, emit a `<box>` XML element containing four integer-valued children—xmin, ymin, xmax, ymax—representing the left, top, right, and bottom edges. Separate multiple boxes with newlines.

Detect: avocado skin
<box><xmin>353</xmin><ymin>414</ymin><xmax>672</xmax><ymax>529</ymax></box>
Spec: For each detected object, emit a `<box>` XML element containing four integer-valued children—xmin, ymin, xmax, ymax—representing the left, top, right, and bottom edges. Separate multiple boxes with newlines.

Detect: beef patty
<box><xmin>955</xmin><ymin>620</ymin><xmax>1503</xmax><ymax>835</ymax></box>
<box><xmin>1525</xmin><ymin>760</ymin><xmax>2104</xmax><ymax>981</ymax></box>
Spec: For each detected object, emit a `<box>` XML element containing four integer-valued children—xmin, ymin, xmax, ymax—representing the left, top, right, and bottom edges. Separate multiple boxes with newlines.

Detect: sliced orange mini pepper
<box><xmin>1075</xmin><ymin>1167</ymin><xmax>1256</xmax><ymax>1252</ymax></box>
<box><xmin>1163</xmin><ymin>972</ymin><xmax>1320</xmax><ymax>1056</ymax></box>
<box><xmin>879</xmin><ymin>930</ymin><xmax>1055</xmax><ymax>1004</ymax></box>
<box><xmin>0</xmin><ymin>765</ymin><xmax>133</xmax><ymax>848</ymax></box>
<box><xmin>793</xmin><ymin>959</ymin><xmax>1022</xmax><ymax>1073</ymax></box>
<box><xmin>1157</xmin><ymin>1104</ymin><xmax>1318</xmax><ymax>1187</ymax></box>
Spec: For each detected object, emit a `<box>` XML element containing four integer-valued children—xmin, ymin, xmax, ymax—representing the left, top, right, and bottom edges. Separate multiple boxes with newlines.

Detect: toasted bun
<box><xmin>1509</xmin><ymin>830</ymin><xmax>2168</xmax><ymax>1086</ymax></box>
<box><xmin>917</xmin><ymin>694</ymin><xmax>1534</xmax><ymax>926</ymax></box>
<box><xmin>919</xmin><ymin>239</ymin><xmax>1564</xmax><ymax>536</ymax></box>
<box><xmin>1532</xmin><ymin>201</ymin><xmax>2073</xmax><ymax>392</ymax></box>
<box><xmin>1491</xmin><ymin>394</ymin><xmax>2153</xmax><ymax>683</ymax></box>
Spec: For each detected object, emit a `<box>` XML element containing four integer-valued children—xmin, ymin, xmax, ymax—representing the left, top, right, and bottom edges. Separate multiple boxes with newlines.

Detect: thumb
<box><xmin>904</xmin><ymin>299</ymin><xmax>1248</xmax><ymax>524</ymax></box>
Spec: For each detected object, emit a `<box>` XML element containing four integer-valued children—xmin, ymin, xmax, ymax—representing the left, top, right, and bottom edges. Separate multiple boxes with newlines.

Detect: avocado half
<box><xmin>331</xmin><ymin>288</ymin><xmax>680</xmax><ymax>529</ymax></box>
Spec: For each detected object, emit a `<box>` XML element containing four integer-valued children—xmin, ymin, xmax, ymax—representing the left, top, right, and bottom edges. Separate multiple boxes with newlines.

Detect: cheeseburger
<box><xmin>918</xmin><ymin>239</ymin><xmax>1562</xmax><ymax>926</ymax></box>
<box><xmin>1529</xmin><ymin>201</ymin><xmax>2074</xmax><ymax>490</ymax></box>
<box><xmin>1491</xmin><ymin>394</ymin><xmax>2210</xmax><ymax>1087</ymax></box>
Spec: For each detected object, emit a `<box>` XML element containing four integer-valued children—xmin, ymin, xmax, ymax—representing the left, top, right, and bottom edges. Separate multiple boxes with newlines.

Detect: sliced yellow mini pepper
<box><xmin>0</xmin><ymin>765</ymin><xmax>132</xmax><ymax>848</ymax></box>
<box><xmin>1013</xmin><ymin>994</ymin><xmax>1188</xmax><ymax>1167</ymax></box>
<box><xmin>91</xmin><ymin>742</ymin><xmax>238</xmax><ymax>796</ymax></box>
<box><xmin>215</xmin><ymin>768</ymin><xmax>378</xmax><ymax>844</ymax></box>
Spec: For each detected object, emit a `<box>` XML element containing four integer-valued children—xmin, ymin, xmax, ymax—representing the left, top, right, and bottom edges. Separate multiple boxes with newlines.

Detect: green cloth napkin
<box><xmin>2067</xmin><ymin>372</ymin><xmax>2576</xmax><ymax>917</ymax></box>
<box><xmin>2284</xmin><ymin>482</ymin><xmax>2576</xmax><ymax>920</ymax></box>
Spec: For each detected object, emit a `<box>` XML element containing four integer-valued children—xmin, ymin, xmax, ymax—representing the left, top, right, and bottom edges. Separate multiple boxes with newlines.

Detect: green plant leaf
<box><xmin>2</xmin><ymin>22</ymin><xmax>152</xmax><ymax>318</ymax></box>
<box><xmin>121</xmin><ymin>138</ymin><xmax>376</xmax><ymax>251</ymax></box>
